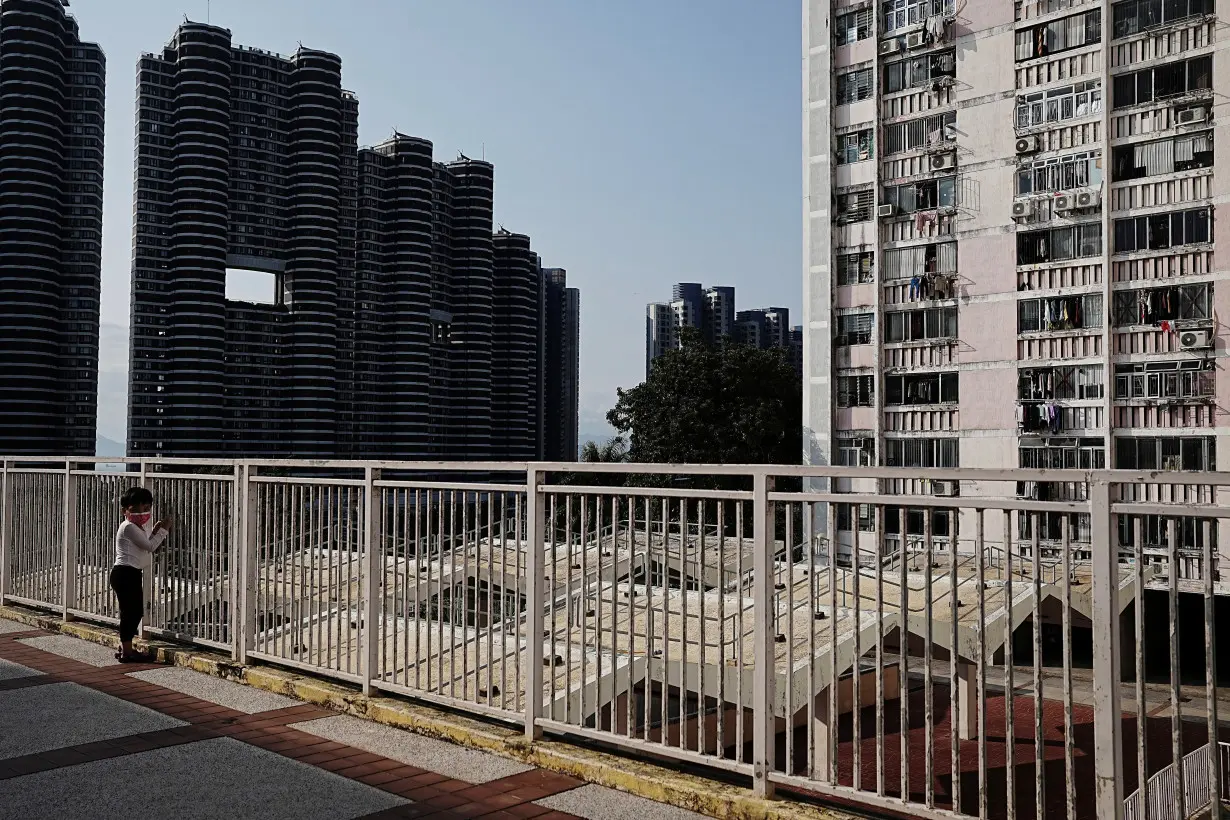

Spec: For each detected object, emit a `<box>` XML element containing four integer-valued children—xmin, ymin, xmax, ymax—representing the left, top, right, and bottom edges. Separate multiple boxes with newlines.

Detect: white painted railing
<box><xmin>1124</xmin><ymin>742</ymin><xmax>1230</xmax><ymax>820</ymax></box>
<box><xmin>1</xmin><ymin>457</ymin><xmax>1226</xmax><ymax>820</ymax></box>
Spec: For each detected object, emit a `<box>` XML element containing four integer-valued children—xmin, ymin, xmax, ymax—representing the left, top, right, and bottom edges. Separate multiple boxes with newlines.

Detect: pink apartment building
<box><xmin>803</xmin><ymin>0</ymin><xmax>1229</xmax><ymax>582</ymax></box>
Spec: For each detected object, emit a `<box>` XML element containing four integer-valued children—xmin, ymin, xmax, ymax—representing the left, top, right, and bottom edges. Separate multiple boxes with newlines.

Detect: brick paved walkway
<box><xmin>0</xmin><ymin>617</ymin><xmax>708</xmax><ymax>820</ymax></box>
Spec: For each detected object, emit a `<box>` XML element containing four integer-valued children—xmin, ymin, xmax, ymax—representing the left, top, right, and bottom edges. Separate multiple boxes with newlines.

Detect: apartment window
<box><xmin>836</xmin><ymin>310</ymin><xmax>875</xmax><ymax>345</ymax></box>
<box><xmin>1015</xmin><ymin>10</ymin><xmax>1102</xmax><ymax>61</ymax></box>
<box><xmin>1113</xmin><ymin>0</ymin><xmax>1214</xmax><ymax>39</ymax></box>
<box><xmin>885</xmin><ymin>507</ymin><xmax>953</xmax><ymax>538</ymax></box>
<box><xmin>883</xmin><ymin>51</ymin><xmax>956</xmax><ymax>93</ymax></box>
<box><xmin>1017</xmin><ymin>294</ymin><xmax>1103</xmax><ymax>332</ymax></box>
<box><xmin>1020</xmin><ymin>365</ymin><xmax>1105</xmax><ymax>400</ymax></box>
<box><xmin>1111</xmin><ymin>131</ymin><xmax>1213</xmax><ymax>180</ymax></box>
<box><xmin>885</xmin><ymin>371</ymin><xmax>958</xmax><ymax>404</ymax></box>
<box><xmin>882</xmin><ymin>242</ymin><xmax>957</xmax><ymax>280</ymax></box>
<box><xmin>837</xmin><ymin>374</ymin><xmax>875</xmax><ymax>407</ymax></box>
<box><xmin>837</xmin><ymin>67</ymin><xmax>874</xmax><ymax>104</ymax></box>
<box><xmin>1113</xmin><ymin>207</ymin><xmax>1211</xmax><ymax>253</ymax></box>
<box><xmin>837</xmin><ymin>129</ymin><xmax>875</xmax><ymax>165</ymax></box>
<box><xmin>836</xmin><ymin>7</ymin><xmax>875</xmax><ymax>45</ymax></box>
<box><xmin>883</xmin><ymin>0</ymin><xmax>956</xmax><ymax>33</ymax></box>
<box><xmin>1113</xmin><ymin>55</ymin><xmax>1211</xmax><ymax>108</ymax></box>
<box><xmin>1019</xmin><ymin>512</ymin><xmax>1092</xmax><ymax>543</ymax></box>
<box><xmin>1020</xmin><ymin>438</ymin><xmax>1106</xmax><ymax>469</ymax></box>
<box><xmin>884</xmin><ymin>306</ymin><xmax>958</xmax><ymax>342</ymax></box>
<box><xmin>1114</xmin><ymin>360</ymin><xmax>1215</xmax><ymax>400</ymax></box>
<box><xmin>1115</xmin><ymin>436</ymin><xmax>1215</xmax><ymax>471</ymax></box>
<box><xmin>836</xmin><ymin>251</ymin><xmax>875</xmax><ymax>285</ymax></box>
<box><xmin>1016</xmin><ymin>223</ymin><xmax>1103</xmax><ymax>264</ymax></box>
<box><xmin>884</xmin><ymin>112</ymin><xmax>956</xmax><ymax>155</ymax></box>
<box><xmin>883</xmin><ymin>176</ymin><xmax>956</xmax><ymax>213</ymax></box>
<box><xmin>885</xmin><ymin>437</ymin><xmax>958</xmax><ymax>468</ymax></box>
<box><xmin>836</xmin><ymin>503</ymin><xmax>878</xmax><ymax>532</ymax></box>
<box><xmin>835</xmin><ymin>433</ymin><xmax>875</xmax><ymax>467</ymax></box>
<box><xmin>1017</xmin><ymin>150</ymin><xmax>1103</xmax><ymax>195</ymax></box>
<box><xmin>837</xmin><ymin>189</ymin><xmax>875</xmax><ymax>223</ymax></box>
<box><xmin>1111</xmin><ymin>282</ymin><xmax>1211</xmax><ymax>325</ymax></box>
<box><xmin>1117</xmin><ymin>514</ymin><xmax>1217</xmax><ymax>550</ymax></box>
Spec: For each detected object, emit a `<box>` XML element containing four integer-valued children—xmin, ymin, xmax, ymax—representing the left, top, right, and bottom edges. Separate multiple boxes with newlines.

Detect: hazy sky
<box><xmin>71</xmin><ymin>0</ymin><xmax>802</xmax><ymax>443</ymax></box>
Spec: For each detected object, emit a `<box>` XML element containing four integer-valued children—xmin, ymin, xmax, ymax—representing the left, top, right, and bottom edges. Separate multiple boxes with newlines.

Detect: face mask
<box><xmin>127</xmin><ymin>511</ymin><xmax>152</xmax><ymax>529</ymax></box>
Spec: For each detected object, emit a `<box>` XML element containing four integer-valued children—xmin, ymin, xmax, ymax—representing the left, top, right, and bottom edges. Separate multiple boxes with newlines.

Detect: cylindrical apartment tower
<box><xmin>440</xmin><ymin>158</ymin><xmax>495</xmax><ymax>460</ymax></box>
<box><xmin>283</xmin><ymin>48</ymin><xmax>344</xmax><ymax>457</ymax></box>
<box><xmin>0</xmin><ymin>0</ymin><xmax>104</xmax><ymax>456</ymax></box>
<box><xmin>492</xmin><ymin>230</ymin><xmax>541</xmax><ymax>460</ymax></box>
<box><xmin>379</xmin><ymin>134</ymin><xmax>434</xmax><ymax>460</ymax></box>
<box><xmin>163</xmin><ymin>23</ymin><xmax>233</xmax><ymax>457</ymax></box>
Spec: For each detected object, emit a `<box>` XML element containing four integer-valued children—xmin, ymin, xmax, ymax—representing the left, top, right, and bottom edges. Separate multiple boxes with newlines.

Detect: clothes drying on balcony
<box><xmin>1043</xmin><ymin>296</ymin><xmax>1084</xmax><ymax>330</ymax></box>
<box><xmin>1020</xmin><ymin>369</ymin><xmax>1054</xmax><ymax>400</ymax></box>
<box><xmin>907</xmin><ymin>271</ymin><xmax>955</xmax><ymax>301</ymax></box>
<box><xmin>1018</xmin><ymin>401</ymin><xmax>1063</xmax><ymax>434</ymax></box>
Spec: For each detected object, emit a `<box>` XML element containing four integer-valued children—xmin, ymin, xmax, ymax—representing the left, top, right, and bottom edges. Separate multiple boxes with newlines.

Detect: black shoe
<box><xmin>117</xmin><ymin>650</ymin><xmax>155</xmax><ymax>664</ymax></box>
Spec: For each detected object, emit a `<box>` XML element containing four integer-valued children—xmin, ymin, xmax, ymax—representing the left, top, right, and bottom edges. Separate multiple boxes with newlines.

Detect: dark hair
<box><xmin>120</xmin><ymin>486</ymin><xmax>154</xmax><ymax>510</ymax></box>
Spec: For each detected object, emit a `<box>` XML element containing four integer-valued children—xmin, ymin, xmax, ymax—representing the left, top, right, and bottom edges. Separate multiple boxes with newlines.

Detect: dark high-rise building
<box><xmin>128</xmin><ymin>22</ymin><xmax>357</xmax><ymax>458</ymax></box>
<box><xmin>736</xmin><ymin>307</ymin><xmax>791</xmax><ymax>350</ymax></box>
<box><xmin>0</xmin><ymin>0</ymin><xmax>104</xmax><ymax>456</ymax></box>
<box><xmin>542</xmin><ymin>268</ymin><xmax>580</xmax><ymax>461</ymax></box>
<box><xmin>491</xmin><ymin>230</ymin><xmax>541</xmax><ymax>461</ymax></box>
<box><xmin>646</xmin><ymin>282</ymin><xmax>736</xmax><ymax>373</ymax></box>
<box><xmin>127</xmin><ymin>25</ymin><xmax>570</xmax><ymax>460</ymax></box>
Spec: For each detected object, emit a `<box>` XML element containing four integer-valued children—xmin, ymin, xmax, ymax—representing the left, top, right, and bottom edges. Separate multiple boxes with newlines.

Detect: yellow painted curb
<box><xmin>0</xmin><ymin>604</ymin><xmax>857</xmax><ymax>820</ymax></box>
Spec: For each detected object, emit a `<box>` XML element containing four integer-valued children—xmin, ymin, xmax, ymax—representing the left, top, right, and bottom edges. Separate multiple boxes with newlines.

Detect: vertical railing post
<box><xmin>1091</xmin><ymin>478</ymin><xmax>1124</xmax><ymax>820</ymax></box>
<box><xmin>61</xmin><ymin>460</ymin><xmax>78</xmax><ymax>620</ymax></box>
<box><xmin>752</xmin><ymin>470</ymin><xmax>777</xmax><ymax>799</ymax></box>
<box><xmin>233</xmin><ymin>463</ymin><xmax>251</xmax><ymax>663</ymax></box>
<box><xmin>139</xmin><ymin>460</ymin><xmax>153</xmax><ymax>641</ymax></box>
<box><xmin>361</xmin><ymin>466</ymin><xmax>382</xmax><ymax>696</ymax></box>
<box><xmin>239</xmin><ymin>464</ymin><xmax>261</xmax><ymax>663</ymax></box>
<box><xmin>524</xmin><ymin>465</ymin><xmax>545</xmax><ymax>741</ymax></box>
<box><xmin>0</xmin><ymin>458</ymin><xmax>10</xmax><ymax>607</ymax></box>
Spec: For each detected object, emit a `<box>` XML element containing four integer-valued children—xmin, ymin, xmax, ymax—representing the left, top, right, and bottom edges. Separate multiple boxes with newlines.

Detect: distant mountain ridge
<box><xmin>95</xmin><ymin>436</ymin><xmax>124</xmax><ymax>457</ymax></box>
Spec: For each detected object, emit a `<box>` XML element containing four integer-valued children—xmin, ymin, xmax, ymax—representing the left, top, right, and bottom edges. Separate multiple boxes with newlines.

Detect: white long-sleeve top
<box><xmin>114</xmin><ymin>521</ymin><xmax>167</xmax><ymax>570</ymax></box>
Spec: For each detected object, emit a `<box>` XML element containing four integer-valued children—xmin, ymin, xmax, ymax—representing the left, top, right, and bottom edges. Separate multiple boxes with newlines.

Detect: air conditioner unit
<box><xmin>932</xmin><ymin>480</ymin><xmax>959</xmax><ymax>497</ymax></box>
<box><xmin>1180</xmin><ymin>330</ymin><xmax>1213</xmax><ymax>351</ymax></box>
<box><xmin>931</xmin><ymin>151</ymin><xmax>956</xmax><ymax>171</ymax></box>
<box><xmin>1012</xmin><ymin>199</ymin><xmax>1035</xmax><ymax>220</ymax></box>
<box><xmin>878</xmin><ymin>203</ymin><xmax>896</xmax><ymax>218</ymax></box>
<box><xmin>1074</xmin><ymin>190</ymin><xmax>1101</xmax><ymax>210</ymax></box>
<box><xmin>1053</xmin><ymin>194</ymin><xmax>1073</xmax><ymax>212</ymax></box>
<box><xmin>880</xmin><ymin>38</ymin><xmax>901</xmax><ymax>55</ymax></box>
<box><xmin>1177</xmin><ymin>106</ymin><xmax>1209</xmax><ymax>125</ymax></box>
<box><xmin>906</xmin><ymin>31</ymin><xmax>927</xmax><ymax>49</ymax></box>
<box><xmin>1016</xmin><ymin>136</ymin><xmax>1039</xmax><ymax>154</ymax></box>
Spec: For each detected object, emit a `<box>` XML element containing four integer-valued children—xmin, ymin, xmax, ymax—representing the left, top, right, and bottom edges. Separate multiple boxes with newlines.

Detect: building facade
<box><xmin>542</xmin><ymin>268</ymin><xmax>581</xmax><ymax>461</ymax></box>
<box><xmin>0</xmin><ymin>0</ymin><xmax>104</xmax><ymax>457</ymax></box>
<box><xmin>804</xmin><ymin>0</ymin><xmax>1228</xmax><ymax>574</ymax></box>
<box><xmin>646</xmin><ymin>284</ymin><xmax>796</xmax><ymax>373</ymax></box>
<box><xmin>128</xmin><ymin>24</ymin><xmax>567</xmax><ymax>461</ymax></box>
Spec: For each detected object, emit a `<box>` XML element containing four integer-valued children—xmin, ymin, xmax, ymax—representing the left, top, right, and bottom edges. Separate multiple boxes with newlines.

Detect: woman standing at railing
<box><xmin>110</xmin><ymin>486</ymin><xmax>173</xmax><ymax>663</ymax></box>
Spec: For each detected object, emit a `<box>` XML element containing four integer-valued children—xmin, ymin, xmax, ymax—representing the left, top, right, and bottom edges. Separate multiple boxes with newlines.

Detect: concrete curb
<box><xmin>0</xmin><ymin>604</ymin><xmax>858</xmax><ymax>820</ymax></box>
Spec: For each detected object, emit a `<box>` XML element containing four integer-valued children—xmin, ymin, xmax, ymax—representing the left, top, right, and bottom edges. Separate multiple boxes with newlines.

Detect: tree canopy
<box><xmin>607</xmin><ymin>329</ymin><xmax>802</xmax><ymax>468</ymax></box>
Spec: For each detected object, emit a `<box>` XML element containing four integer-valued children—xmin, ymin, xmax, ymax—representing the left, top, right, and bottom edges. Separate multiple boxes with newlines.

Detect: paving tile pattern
<box><xmin>0</xmin><ymin>621</ymin><xmax>595</xmax><ymax>819</ymax></box>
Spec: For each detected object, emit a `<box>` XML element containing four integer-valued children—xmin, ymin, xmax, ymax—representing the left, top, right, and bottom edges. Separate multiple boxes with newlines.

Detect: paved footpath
<box><xmin>0</xmin><ymin>616</ymin><xmax>708</xmax><ymax>820</ymax></box>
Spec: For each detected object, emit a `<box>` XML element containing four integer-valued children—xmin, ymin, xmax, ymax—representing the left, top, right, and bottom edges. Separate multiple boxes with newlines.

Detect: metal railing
<box><xmin>1</xmin><ymin>457</ymin><xmax>1227</xmax><ymax>820</ymax></box>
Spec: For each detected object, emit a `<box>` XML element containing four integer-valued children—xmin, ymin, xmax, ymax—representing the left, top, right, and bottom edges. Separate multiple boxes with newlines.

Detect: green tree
<box><xmin>608</xmin><ymin>328</ymin><xmax>802</xmax><ymax>473</ymax></box>
<box><xmin>578</xmin><ymin>436</ymin><xmax>628</xmax><ymax>467</ymax></box>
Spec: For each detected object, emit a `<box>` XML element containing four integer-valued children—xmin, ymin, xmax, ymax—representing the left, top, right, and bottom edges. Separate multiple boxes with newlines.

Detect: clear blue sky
<box><xmin>74</xmin><ymin>0</ymin><xmax>802</xmax><ymax>443</ymax></box>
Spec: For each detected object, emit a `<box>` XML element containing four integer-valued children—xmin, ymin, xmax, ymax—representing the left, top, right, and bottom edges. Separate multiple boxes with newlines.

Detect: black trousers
<box><xmin>109</xmin><ymin>565</ymin><xmax>143</xmax><ymax>642</ymax></box>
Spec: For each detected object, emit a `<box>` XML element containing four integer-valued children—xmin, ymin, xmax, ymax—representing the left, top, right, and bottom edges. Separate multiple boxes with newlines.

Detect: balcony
<box><xmin>1</xmin><ymin>457</ymin><xmax>1228</xmax><ymax>819</ymax></box>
